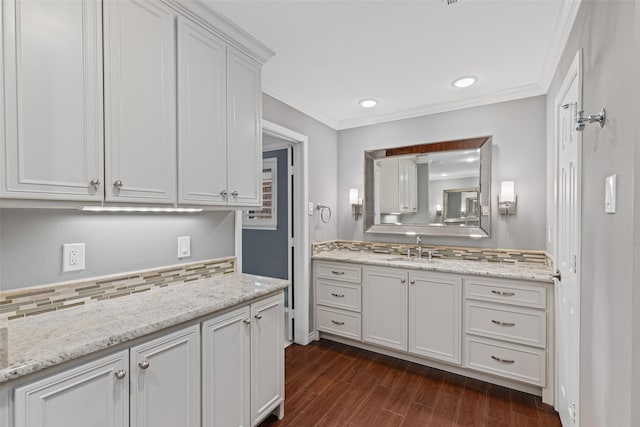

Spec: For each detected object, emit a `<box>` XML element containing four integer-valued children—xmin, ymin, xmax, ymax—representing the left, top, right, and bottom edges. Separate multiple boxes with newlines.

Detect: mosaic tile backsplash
<box><xmin>313</xmin><ymin>240</ymin><xmax>549</xmax><ymax>266</ymax></box>
<box><xmin>0</xmin><ymin>257</ymin><xmax>236</xmax><ymax>321</ymax></box>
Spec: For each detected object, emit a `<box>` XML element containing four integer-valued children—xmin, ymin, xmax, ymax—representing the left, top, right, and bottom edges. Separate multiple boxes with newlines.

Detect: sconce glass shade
<box><xmin>500</xmin><ymin>181</ymin><xmax>515</xmax><ymax>203</ymax></box>
<box><xmin>349</xmin><ymin>188</ymin><xmax>359</xmax><ymax>205</ymax></box>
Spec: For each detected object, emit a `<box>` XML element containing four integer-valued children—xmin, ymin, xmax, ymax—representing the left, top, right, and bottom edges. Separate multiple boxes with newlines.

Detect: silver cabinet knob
<box><xmin>114</xmin><ymin>369</ymin><xmax>127</xmax><ymax>380</ymax></box>
<box><xmin>231</xmin><ymin>191</ymin><xmax>239</xmax><ymax>197</ymax></box>
<box><xmin>410</xmin><ymin>280</ymin><xmax>415</xmax><ymax>284</ymax></box>
<box><xmin>243</xmin><ymin>318</ymin><xmax>251</xmax><ymax>325</ymax></box>
<box><xmin>220</xmin><ymin>190</ymin><xmax>228</xmax><ymax>198</ymax></box>
<box><xmin>89</xmin><ymin>178</ymin><xmax>101</xmax><ymax>187</ymax></box>
<box><xmin>255</xmin><ymin>313</ymin><xmax>262</xmax><ymax>320</ymax></box>
<box><xmin>400</xmin><ymin>279</ymin><xmax>406</xmax><ymax>283</ymax></box>
<box><xmin>113</xmin><ymin>180</ymin><xmax>123</xmax><ymax>188</ymax></box>
<box><xmin>138</xmin><ymin>360</ymin><xmax>150</xmax><ymax>370</ymax></box>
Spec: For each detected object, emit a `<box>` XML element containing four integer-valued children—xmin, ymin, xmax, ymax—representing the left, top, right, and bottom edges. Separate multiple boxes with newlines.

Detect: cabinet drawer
<box><xmin>317</xmin><ymin>280</ymin><xmax>361</xmax><ymax>312</ymax></box>
<box><xmin>465</xmin><ymin>301</ymin><xmax>546</xmax><ymax>348</ymax></box>
<box><xmin>464</xmin><ymin>336</ymin><xmax>545</xmax><ymax>386</ymax></box>
<box><xmin>316</xmin><ymin>262</ymin><xmax>362</xmax><ymax>284</ymax></box>
<box><xmin>317</xmin><ymin>307</ymin><xmax>361</xmax><ymax>340</ymax></box>
<box><xmin>465</xmin><ymin>278</ymin><xmax>547</xmax><ymax>309</ymax></box>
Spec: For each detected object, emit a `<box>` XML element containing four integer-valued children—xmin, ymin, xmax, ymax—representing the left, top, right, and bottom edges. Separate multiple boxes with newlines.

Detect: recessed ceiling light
<box><xmin>452</xmin><ymin>76</ymin><xmax>478</xmax><ymax>88</ymax></box>
<box><xmin>359</xmin><ymin>99</ymin><xmax>378</xmax><ymax>108</ymax></box>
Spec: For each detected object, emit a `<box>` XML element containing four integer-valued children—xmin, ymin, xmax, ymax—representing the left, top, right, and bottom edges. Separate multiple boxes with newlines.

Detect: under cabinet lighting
<box><xmin>80</xmin><ymin>206</ymin><xmax>203</xmax><ymax>213</ymax></box>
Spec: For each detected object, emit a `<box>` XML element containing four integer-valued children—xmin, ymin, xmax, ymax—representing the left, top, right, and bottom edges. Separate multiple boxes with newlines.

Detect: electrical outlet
<box><xmin>63</xmin><ymin>243</ymin><xmax>85</xmax><ymax>272</ymax></box>
<box><xmin>178</xmin><ymin>236</ymin><xmax>191</xmax><ymax>258</ymax></box>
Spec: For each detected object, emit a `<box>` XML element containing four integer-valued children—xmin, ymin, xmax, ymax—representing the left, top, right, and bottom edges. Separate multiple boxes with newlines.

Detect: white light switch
<box><xmin>605</xmin><ymin>175</ymin><xmax>616</xmax><ymax>214</ymax></box>
<box><xmin>308</xmin><ymin>202</ymin><xmax>314</xmax><ymax>216</ymax></box>
<box><xmin>178</xmin><ymin>236</ymin><xmax>191</xmax><ymax>258</ymax></box>
<box><xmin>63</xmin><ymin>243</ymin><xmax>85</xmax><ymax>272</ymax></box>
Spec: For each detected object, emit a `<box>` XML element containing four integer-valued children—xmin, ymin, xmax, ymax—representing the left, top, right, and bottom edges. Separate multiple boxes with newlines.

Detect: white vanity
<box><xmin>313</xmin><ymin>245</ymin><xmax>554</xmax><ymax>404</ymax></box>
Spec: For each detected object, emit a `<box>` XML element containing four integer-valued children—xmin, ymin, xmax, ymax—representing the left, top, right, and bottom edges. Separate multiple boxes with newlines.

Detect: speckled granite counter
<box><xmin>0</xmin><ymin>272</ymin><xmax>289</xmax><ymax>384</ymax></box>
<box><xmin>313</xmin><ymin>249</ymin><xmax>554</xmax><ymax>283</ymax></box>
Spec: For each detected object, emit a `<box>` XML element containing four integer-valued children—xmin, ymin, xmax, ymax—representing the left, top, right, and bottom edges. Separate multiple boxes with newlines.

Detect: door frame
<box><xmin>235</xmin><ymin>120</ymin><xmax>310</xmax><ymax>345</ymax></box>
<box><xmin>553</xmin><ymin>49</ymin><xmax>582</xmax><ymax>417</ymax></box>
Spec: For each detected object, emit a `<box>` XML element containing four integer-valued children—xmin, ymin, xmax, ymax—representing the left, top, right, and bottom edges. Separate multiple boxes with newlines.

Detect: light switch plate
<box><xmin>178</xmin><ymin>236</ymin><xmax>191</xmax><ymax>258</ymax></box>
<box><xmin>308</xmin><ymin>202</ymin><xmax>314</xmax><ymax>216</ymax></box>
<box><xmin>63</xmin><ymin>243</ymin><xmax>85</xmax><ymax>272</ymax></box>
<box><xmin>605</xmin><ymin>174</ymin><xmax>616</xmax><ymax>214</ymax></box>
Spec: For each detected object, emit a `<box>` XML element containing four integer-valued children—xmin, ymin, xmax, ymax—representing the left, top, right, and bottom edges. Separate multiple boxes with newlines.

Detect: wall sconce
<box><xmin>435</xmin><ymin>204</ymin><xmax>442</xmax><ymax>216</ymax></box>
<box><xmin>498</xmin><ymin>181</ymin><xmax>517</xmax><ymax>215</ymax></box>
<box><xmin>349</xmin><ymin>188</ymin><xmax>363</xmax><ymax>220</ymax></box>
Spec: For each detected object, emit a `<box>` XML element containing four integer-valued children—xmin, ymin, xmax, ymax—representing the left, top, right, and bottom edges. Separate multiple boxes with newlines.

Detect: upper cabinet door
<box><xmin>104</xmin><ymin>0</ymin><xmax>176</xmax><ymax>203</ymax></box>
<box><xmin>1</xmin><ymin>0</ymin><xmax>104</xmax><ymax>201</ymax></box>
<box><xmin>227</xmin><ymin>49</ymin><xmax>262</xmax><ymax>207</ymax></box>
<box><xmin>177</xmin><ymin>17</ymin><xmax>227</xmax><ymax>205</ymax></box>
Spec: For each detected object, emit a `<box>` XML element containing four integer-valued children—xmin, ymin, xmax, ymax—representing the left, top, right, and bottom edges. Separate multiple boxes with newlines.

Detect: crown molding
<box><xmin>336</xmin><ymin>83</ymin><xmax>545</xmax><ymax>130</ymax></box>
<box><xmin>537</xmin><ymin>0</ymin><xmax>582</xmax><ymax>91</ymax></box>
<box><xmin>262</xmin><ymin>80</ymin><xmax>340</xmax><ymax>130</ymax></box>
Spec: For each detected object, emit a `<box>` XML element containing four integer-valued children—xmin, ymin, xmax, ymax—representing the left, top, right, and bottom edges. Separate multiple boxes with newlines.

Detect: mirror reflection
<box><xmin>365</xmin><ymin>136</ymin><xmax>492</xmax><ymax>237</ymax></box>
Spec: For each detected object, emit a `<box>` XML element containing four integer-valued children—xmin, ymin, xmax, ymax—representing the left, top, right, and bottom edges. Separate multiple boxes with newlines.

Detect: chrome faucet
<box><xmin>416</xmin><ymin>236</ymin><xmax>423</xmax><ymax>259</ymax></box>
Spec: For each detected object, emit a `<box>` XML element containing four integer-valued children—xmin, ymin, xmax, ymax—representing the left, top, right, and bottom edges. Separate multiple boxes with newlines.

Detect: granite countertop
<box><xmin>0</xmin><ymin>272</ymin><xmax>289</xmax><ymax>384</ymax></box>
<box><xmin>313</xmin><ymin>249</ymin><xmax>554</xmax><ymax>283</ymax></box>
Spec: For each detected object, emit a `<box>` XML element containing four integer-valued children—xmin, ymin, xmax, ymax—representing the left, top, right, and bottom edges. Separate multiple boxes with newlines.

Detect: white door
<box><xmin>202</xmin><ymin>306</ymin><xmax>251</xmax><ymax>427</ymax></box>
<box><xmin>556</xmin><ymin>52</ymin><xmax>582</xmax><ymax>426</ymax></box>
<box><xmin>362</xmin><ymin>267</ymin><xmax>408</xmax><ymax>351</ymax></box>
<box><xmin>227</xmin><ymin>48</ymin><xmax>262</xmax><ymax>206</ymax></box>
<box><xmin>409</xmin><ymin>271</ymin><xmax>462</xmax><ymax>364</ymax></box>
<box><xmin>177</xmin><ymin>17</ymin><xmax>228</xmax><ymax>205</ymax></box>
<box><xmin>130</xmin><ymin>325</ymin><xmax>200</xmax><ymax>427</ymax></box>
<box><xmin>251</xmin><ymin>293</ymin><xmax>285</xmax><ymax>425</ymax></box>
<box><xmin>103</xmin><ymin>0</ymin><xmax>176</xmax><ymax>203</ymax></box>
<box><xmin>14</xmin><ymin>351</ymin><xmax>129</xmax><ymax>427</ymax></box>
<box><xmin>1</xmin><ymin>0</ymin><xmax>104</xmax><ymax>201</ymax></box>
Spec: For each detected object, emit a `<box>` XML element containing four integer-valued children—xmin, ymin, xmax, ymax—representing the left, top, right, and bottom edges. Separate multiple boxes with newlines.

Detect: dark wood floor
<box><xmin>259</xmin><ymin>339</ymin><xmax>561</xmax><ymax>427</ymax></box>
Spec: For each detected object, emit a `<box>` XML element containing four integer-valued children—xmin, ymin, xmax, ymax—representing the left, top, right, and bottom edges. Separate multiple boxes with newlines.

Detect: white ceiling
<box><xmin>204</xmin><ymin>0</ymin><xmax>580</xmax><ymax>130</ymax></box>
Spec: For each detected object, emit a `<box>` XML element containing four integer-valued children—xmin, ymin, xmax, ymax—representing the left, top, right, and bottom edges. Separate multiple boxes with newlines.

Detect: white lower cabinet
<box><xmin>14</xmin><ymin>351</ymin><xmax>129</xmax><ymax>427</ymax></box>
<box><xmin>130</xmin><ymin>325</ymin><xmax>200</xmax><ymax>427</ymax></box>
<box><xmin>362</xmin><ymin>267</ymin><xmax>408</xmax><ymax>351</ymax></box>
<box><xmin>408</xmin><ymin>271</ymin><xmax>462</xmax><ymax>365</ymax></box>
<box><xmin>10</xmin><ymin>292</ymin><xmax>284</xmax><ymax>427</ymax></box>
<box><xmin>202</xmin><ymin>292</ymin><xmax>284</xmax><ymax>427</ymax></box>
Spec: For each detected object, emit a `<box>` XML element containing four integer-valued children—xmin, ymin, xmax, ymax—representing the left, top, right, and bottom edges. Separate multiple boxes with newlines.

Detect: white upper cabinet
<box><xmin>1</xmin><ymin>0</ymin><xmax>104</xmax><ymax>201</ymax></box>
<box><xmin>177</xmin><ymin>17</ymin><xmax>228</xmax><ymax>205</ymax></box>
<box><xmin>103</xmin><ymin>0</ymin><xmax>177</xmax><ymax>203</ymax></box>
<box><xmin>377</xmin><ymin>157</ymin><xmax>417</xmax><ymax>214</ymax></box>
<box><xmin>227</xmin><ymin>49</ymin><xmax>262</xmax><ymax>206</ymax></box>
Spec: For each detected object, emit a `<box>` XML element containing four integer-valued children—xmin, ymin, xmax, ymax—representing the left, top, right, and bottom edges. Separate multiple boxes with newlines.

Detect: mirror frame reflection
<box><xmin>364</xmin><ymin>136</ymin><xmax>492</xmax><ymax>237</ymax></box>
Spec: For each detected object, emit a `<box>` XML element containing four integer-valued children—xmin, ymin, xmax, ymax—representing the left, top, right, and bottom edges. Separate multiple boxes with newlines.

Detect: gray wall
<box><xmin>337</xmin><ymin>95</ymin><xmax>547</xmax><ymax>250</ymax></box>
<box><xmin>0</xmin><ymin>209</ymin><xmax>234</xmax><ymax>290</ymax></box>
<box><xmin>545</xmin><ymin>2</ymin><xmax>636</xmax><ymax>425</ymax></box>
<box><xmin>243</xmin><ymin>149</ymin><xmax>289</xmax><ymax>280</ymax></box>
<box><xmin>262</xmin><ymin>94</ymin><xmax>339</xmax><ymax>244</ymax></box>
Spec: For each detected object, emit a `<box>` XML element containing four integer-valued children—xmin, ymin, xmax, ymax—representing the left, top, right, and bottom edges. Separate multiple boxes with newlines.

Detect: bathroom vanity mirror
<box><xmin>364</xmin><ymin>136</ymin><xmax>492</xmax><ymax>237</ymax></box>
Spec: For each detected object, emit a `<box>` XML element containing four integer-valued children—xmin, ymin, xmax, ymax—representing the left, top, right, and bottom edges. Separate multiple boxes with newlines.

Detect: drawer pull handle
<box><xmin>331</xmin><ymin>271</ymin><xmax>345</xmax><ymax>275</ymax></box>
<box><xmin>491</xmin><ymin>290</ymin><xmax>515</xmax><ymax>297</ymax></box>
<box><xmin>491</xmin><ymin>355</ymin><xmax>515</xmax><ymax>364</ymax></box>
<box><xmin>331</xmin><ymin>292</ymin><xmax>345</xmax><ymax>298</ymax></box>
<box><xmin>331</xmin><ymin>320</ymin><xmax>345</xmax><ymax>326</ymax></box>
<box><xmin>491</xmin><ymin>320</ymin><xmax>516</xmax><ymax>327</ymax></box>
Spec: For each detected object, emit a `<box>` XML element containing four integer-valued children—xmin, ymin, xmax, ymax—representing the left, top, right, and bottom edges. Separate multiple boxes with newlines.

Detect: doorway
<box><xmin>554</xmin><ymin>50</ymin><xmax>582</xmax><ymax>426</ymax></box>
<box><xmin>235</xmin><ymin>120</ymin><xmax>310</xmax><ymax>345</ymax></box>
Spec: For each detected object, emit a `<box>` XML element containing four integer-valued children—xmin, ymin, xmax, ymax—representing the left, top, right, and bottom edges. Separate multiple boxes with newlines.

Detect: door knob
<box><xmin>553</xmin><ymin>270</ymin><xmax>561</xmax><ymax>281</ymax></box>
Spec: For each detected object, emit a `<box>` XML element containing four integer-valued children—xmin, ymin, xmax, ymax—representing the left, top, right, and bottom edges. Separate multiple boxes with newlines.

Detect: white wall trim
<box><xmin>237</xmin><ymin>120</ymin><xmax>311</xmax><ymax>345</ymax></box>
<box><xmin>264</xmin><ymin>81</ymin><xmax>545</xmax><ymax>132</ymax></box>
<box><xmin>538</xmin><ymin>0</ymin><xmax>583</xmax><ymax>92</ymax></box>
<box><xmin>262</xmin><ymin>80</ymin><xmax>340</xmax><ymax>130</ymax></box>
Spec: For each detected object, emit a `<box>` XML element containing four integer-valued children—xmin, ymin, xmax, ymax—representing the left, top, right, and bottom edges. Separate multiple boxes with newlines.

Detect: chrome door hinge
<box><xmin>570</xmin><ymin>402</ymin><xmax>577</xmax><ymax>423</ymax></box>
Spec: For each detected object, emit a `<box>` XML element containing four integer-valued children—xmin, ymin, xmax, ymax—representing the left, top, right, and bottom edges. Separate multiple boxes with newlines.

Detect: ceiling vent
<box><xmin>444</xmin><ymin>0</ymin><xmax>460</xmax><ymax>5</ymax></box>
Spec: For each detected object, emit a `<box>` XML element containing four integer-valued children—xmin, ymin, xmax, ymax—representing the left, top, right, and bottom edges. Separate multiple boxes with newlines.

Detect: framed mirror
<box><xmin>364</xmin><ymin>136</ymin><xmax>492</xmax><ymax>237</ymax></box>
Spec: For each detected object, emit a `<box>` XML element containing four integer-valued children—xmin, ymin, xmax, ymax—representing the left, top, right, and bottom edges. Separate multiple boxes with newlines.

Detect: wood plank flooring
<box><xmin>259</xmin><ymin>339</ymin><xmax>561</xmax><ymax>427</ymax></box>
